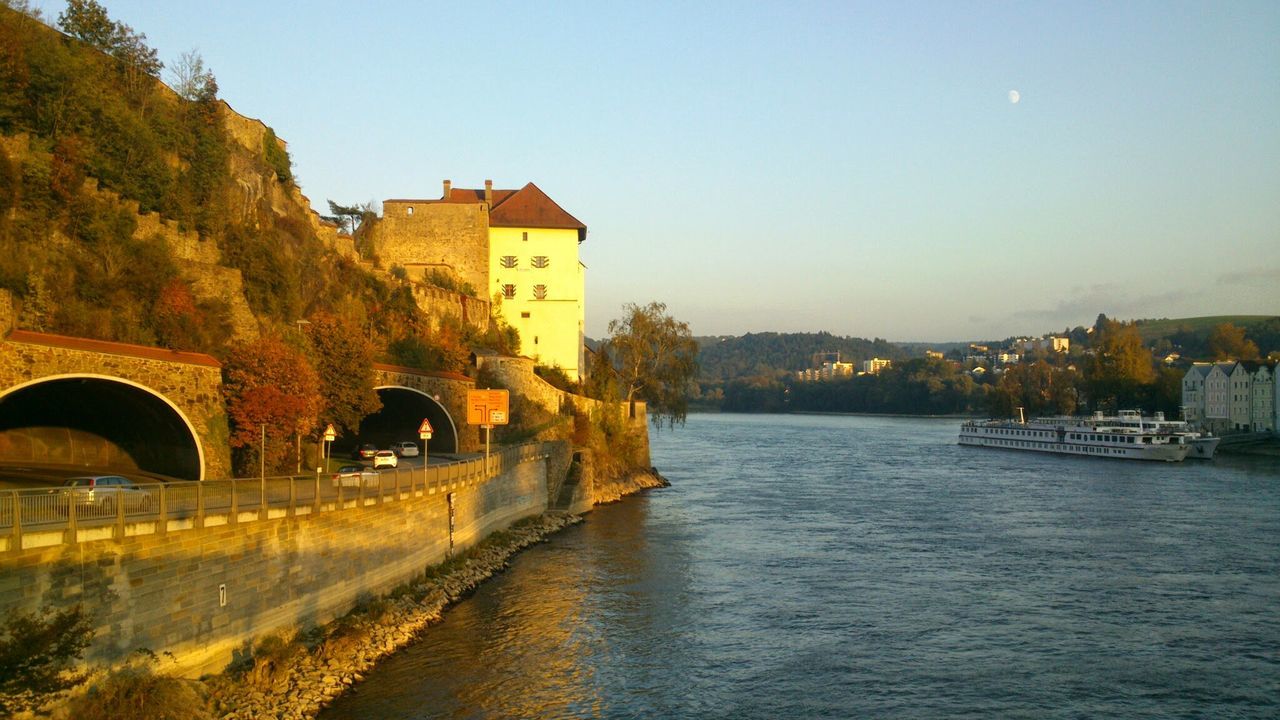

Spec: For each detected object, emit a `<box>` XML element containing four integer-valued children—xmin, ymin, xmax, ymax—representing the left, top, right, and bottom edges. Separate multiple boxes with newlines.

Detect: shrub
<box><xmin>0</xmin><ymin>604</ymin><xmax>94</xmax><ymax>715</ymax></box>
<box><xmin>64</xmin><ymin>657</ymin><xmax>212</xmax><ymax>720</ymax></box>
<box><xmin>262</xmin><ymin>128</ymin><xmax>292</xmax><ymax>185</ymax></box>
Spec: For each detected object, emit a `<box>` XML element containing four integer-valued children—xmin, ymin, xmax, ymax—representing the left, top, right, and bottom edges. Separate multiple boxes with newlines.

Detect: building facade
<box><xmin>374</xmin><ymin>180</ymin><xmax>588</xmax><ymax>380</ymax></box>
<box><xmin>1183</xmin><ymin>360</ymin><xmax>1279</xmax><ymax>434</ymax></box>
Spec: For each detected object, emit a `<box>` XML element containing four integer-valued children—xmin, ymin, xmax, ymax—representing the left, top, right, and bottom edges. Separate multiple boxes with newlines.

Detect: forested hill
<box><xmin>695</xmin><ymin>332</ymin><xmax>907</xmax><ymax>380</ymax></box>
<box><xmin>0</xmin><ymin>3</ymin><xmax>516</xmax><ymax>375</ymax></box>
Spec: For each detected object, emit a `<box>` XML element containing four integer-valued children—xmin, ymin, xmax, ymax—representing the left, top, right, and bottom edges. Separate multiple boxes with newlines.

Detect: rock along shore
<box><xmin>208</xmin><ymin>512</ymin><xmax>584</xmax><ymax>720</ymax></box>
<box><xmin>207</xmin><ymin>468</ymin><xmax>670</xmax><ymax>720</ymax></box>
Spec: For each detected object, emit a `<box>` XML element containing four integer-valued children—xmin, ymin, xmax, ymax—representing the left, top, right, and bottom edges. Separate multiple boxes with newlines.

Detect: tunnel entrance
<box><xmin>347</xmin><ymin>387</ymin><xmax>458</xmax><ymax>455</ymax></box>
<box><xmin>0</xmin><ymin>375</ymin><xmax>204</xmax><ymax>482</ymax></box>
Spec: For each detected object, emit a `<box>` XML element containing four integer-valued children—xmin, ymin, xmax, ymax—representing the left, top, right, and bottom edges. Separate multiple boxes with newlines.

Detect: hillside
<box><xmin>0</xmin><ymin>4</ymin><xmax>506</xmax><ymax>372</ymax></box>
<box><xmin>695</xmin><ymin>331</ymin><xmax>907</xmax><ymax>381</ymax></box>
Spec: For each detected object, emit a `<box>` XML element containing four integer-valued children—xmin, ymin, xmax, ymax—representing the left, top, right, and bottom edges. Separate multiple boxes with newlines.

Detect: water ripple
<box><xmin>322</xmin><ymin>414</ymin><xmax>1280</xmax><ymax>719</ymax></box>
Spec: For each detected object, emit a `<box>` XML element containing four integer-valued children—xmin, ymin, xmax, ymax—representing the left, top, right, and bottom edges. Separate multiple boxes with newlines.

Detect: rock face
<box><xmin>591</xmin><ymin>467</ymin><xmax>670</xmax><ymax>505</ymax></box>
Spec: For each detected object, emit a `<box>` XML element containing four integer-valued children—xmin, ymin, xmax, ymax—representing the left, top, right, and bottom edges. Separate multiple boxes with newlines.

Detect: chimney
<box><xmin>484</xmin><ymin>179</ymin><xmax>493</xmax><ymax>204</ymax></box>
<box><xmin>442</xmin><ymin>179</ymin><xmax>452</xmax><ymax>199</ymax></box>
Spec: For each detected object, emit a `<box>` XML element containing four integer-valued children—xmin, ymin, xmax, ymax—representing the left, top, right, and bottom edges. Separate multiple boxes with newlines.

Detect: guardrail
<box><xmin>0</xmin><ymin>443</ymin><xmax>549</xmax><ymax>550</ymax></box>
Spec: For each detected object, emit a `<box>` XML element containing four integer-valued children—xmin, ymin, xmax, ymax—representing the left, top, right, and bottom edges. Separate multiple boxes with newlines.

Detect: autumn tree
<box><xmin>596</xmin><ymin>302</ymin><xmax>699</xmax><ymax>427</ymax></box>
<box><xmin>1206</xmin><ymin>322</ymin><xmax>1260</xmax><ymax>361</ymax></box>
<box><xmin>222</xmin><ymin>336</ymin><xmax>321</xmax><ymax>475</ymax></box>
<box><xmin>989</xmin><ymin>360</ymin><xmax>1079</xmax><ymax>418</ymax></box>
<box><xmin>305</xmin><ymin>313</ymin><xmax>382</xmax><ymax>437</ymax></box>
<box><xmin>1085</xmin><ymin>319</ymin><xmax>1155</xmax><ymax>411</ymax></box>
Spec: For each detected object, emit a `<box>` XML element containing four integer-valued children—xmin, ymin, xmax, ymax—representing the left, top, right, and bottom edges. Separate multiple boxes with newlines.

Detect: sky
<box><xmin>27</xmin><ymin>0</ymin><xmax>1280</xmax><ymax>341</ymax></box>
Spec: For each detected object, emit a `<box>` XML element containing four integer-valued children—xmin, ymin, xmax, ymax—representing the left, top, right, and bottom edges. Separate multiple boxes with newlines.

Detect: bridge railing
<box><xmin>1</xmin><ymin>443</ymin><xmax>550</xmax><ymax>549</ymax></box>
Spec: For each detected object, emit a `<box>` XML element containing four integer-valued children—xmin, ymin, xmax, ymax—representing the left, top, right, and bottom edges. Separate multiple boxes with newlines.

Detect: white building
<box><xmin>1184</xmin><ymin>360</ymin><xmax>1279</xmax><ymax>434</ymax></box>
<box><xmin>861</xmin><ymin>358</ymin><xmax>892</xmax><ymax>375</ymax></box>
<box><xmin>1228</xmin><ymin>362</ymin><xmax>1252</xmax><ymax>431</ymax></box>
<box><xmin>1249</xmin><ymin>363</ymin><xmax>1274</xmax><ymax>432</ymax></box>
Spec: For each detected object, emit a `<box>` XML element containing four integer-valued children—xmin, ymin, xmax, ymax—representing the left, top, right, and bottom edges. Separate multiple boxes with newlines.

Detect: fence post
<box><xmin>288</xmin><ymin>475</ymin><xmax>296</xmax><ymax>516</ymax></box>
<box><xmin>10</xmin><ymin>491</ymin><xmax>21</xmax><ymax>550</ymax></box>
<box><xmin>229</xmin><ymin>479</ymin><xmax>238</xmax><ymax>524</ymax></box>
<box><xmin>157</xmin><ymin>483</ymin><xmax>167</xmax><ymax>535</ymax></box>
<box><xmin>115</xmin><ymin>488</ymin><xmax>125</xmax><ymax>539</ymax></box>
<box><xmin>196</xmin><ymin>482</ymin><xmax>205</xmax><ymax>529</ymax></box>
<box><xmin>314</xmin><ymin>473</ymin><xmax>321</xmax><ymax>514</ymax></box>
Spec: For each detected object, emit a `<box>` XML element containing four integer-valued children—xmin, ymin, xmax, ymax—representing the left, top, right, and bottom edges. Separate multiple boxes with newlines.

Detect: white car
<box><xmin>392</xmin><ymin>441</ymin><xmax>419</xmax><ymax>457</ymax></box>
<box><xmin>372</xmin><ymin>450</ymin><xmax>398</xmax><ymax>469</ymax></box>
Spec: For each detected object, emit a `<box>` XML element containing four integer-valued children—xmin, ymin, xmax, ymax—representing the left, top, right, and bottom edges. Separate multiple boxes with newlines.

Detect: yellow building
<box><xmin>485</xmin><ymin>183</ymin><xmax>587</xmax><ymax>379</ymax></box>
<box><xmin>375</xmin><ymin>180</ymin><xmax>588</xmax><ymax>379</ymax></box>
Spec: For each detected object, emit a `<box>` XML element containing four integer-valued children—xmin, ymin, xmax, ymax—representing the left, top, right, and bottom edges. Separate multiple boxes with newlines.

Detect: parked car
<box><xmin>60</xmin><ymin>475</ymin><xmax>152</xmax><ymax>514</ymax></box>
<box><xmin>372</xmin><ymin>450</ymin><xmax>398</xmax><ymax>469</ymax></box>
<box><xmin>332</xmin><ymin>464</ymin><xmax>378</xmax><ymax>488</ymax></box>
<box><xmin>391</xmin><ymin>441</ymin><xmax>419</xmax><ymax>458</ymax></box>
<box><xmin>353</xmin><ymin>444</ymin><xmax>378</xmax><ymax>460</ymax></box>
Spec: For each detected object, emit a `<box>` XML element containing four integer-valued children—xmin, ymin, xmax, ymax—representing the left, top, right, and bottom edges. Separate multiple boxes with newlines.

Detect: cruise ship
<box><xmin>958</xmin><ymin>410</ymin><xmax>1191</xmax><ymax>462</ymax></box>
<box><xmin>1090</xmin><ymin>410</ymin><xmax>1220</xmax><ymax>459</ymax></box>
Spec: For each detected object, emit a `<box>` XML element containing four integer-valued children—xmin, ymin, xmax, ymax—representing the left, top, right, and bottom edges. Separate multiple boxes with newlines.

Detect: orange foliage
<box><xmin>222</xmin><ymin>335</ymin><xmax>321</xmax><ymax>474</ymax></box>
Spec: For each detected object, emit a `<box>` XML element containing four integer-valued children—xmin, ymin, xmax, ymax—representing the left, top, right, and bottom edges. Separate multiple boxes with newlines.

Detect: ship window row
<box><xmin>985</xmin><ymin>438</ymin><xmax>1126</xmax><ymax>455</ymax></box>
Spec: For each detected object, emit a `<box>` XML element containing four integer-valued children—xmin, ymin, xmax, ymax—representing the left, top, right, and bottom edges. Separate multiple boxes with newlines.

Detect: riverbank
<box><xmin>200</xmin><ymin>512</ymin><xmax>583</xmax><ymax>720</ymax></box>
<box><xmin>199</xmin><ymin>469</ymin><xmax>670</xmax><ymax>719</ymax></box>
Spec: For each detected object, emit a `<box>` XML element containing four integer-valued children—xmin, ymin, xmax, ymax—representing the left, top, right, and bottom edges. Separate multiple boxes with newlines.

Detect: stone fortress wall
<box><xmin>370</xmin><ymin>199</ymin><xmax>490</xmax><ymax>295</ymax></box>
<box><xmin>412</xmin><ymin>285</ymin><xmax>491</xmax><ymax>335</ymax></box>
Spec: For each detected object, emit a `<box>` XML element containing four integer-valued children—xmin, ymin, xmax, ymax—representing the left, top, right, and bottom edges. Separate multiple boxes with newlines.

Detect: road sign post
<box><xmin>467</xmin><ymin>390</ymin><xmax>509</xmax><ymax>473</ymax></box>
<box><xmin>321</xmin><ymin>424</ymin><xmax>336</xmax><ymax>475</ymax></box>
<box><xmin>418</xmin><ymin>419</ymin><xmax>433</xmax><ymax>465</ymax></box>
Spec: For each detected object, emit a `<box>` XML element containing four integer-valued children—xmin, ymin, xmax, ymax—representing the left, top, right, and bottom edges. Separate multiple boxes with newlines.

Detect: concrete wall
<box><xmin>371</xmin><ymin>201</ymin><xmax>490</xmax><ymax>295</ymax></box>
<box><xmin>0</xmin><ymin>446</ymin><xmax>560</xmax><ymax>678</ymax></box>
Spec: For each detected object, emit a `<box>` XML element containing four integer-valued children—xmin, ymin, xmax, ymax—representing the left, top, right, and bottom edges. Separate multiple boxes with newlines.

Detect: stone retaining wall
<box><xmin>0</xmin><ymin>446</ymin><xmax>561</xmax><ymax>678</ymax></box>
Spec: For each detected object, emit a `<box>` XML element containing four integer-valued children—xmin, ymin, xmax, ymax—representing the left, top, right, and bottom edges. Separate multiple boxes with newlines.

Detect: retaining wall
<box><xmin>0</xmin><ymin>443</ymin><xmax>561</xmax><ymax>678</ymax></box>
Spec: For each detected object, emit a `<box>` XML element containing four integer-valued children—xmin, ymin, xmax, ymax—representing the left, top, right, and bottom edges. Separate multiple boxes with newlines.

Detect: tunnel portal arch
<box><xmin>0</xmin><ymin>374</ymin><xmax>206</xmax><ymax>482</ymax></box>
<box><xmin>356</xmin><ymin>386</ymin><xmax>459</xmax><ymax>454</ymax></box>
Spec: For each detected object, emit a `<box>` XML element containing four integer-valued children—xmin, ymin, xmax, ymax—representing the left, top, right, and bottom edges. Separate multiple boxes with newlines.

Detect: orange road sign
<box><xmin>322</xmin><ymin>424</ymin><xmax>336</xmax><ymax>441</ymax></box>
<box><xmin>418</xmin><ymin>419</ymin><xmax>433</xmax><ymax>434</ymax></box>
<box><xmin>467</xmin><ymin>389</ymin><xmax>510</xmax><ymax>426</ymax></box>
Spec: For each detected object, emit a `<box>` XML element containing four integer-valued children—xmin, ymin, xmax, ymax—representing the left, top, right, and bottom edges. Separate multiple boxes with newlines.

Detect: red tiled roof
<box><xmin>5</xmin><ymin>330</ymin><xmax>222</xmax><ymax>368</ymax></box>
<box><xmin>489</xmin><ymin>183</ymin><xmax>586</xmax><ymax>233</ymax></box>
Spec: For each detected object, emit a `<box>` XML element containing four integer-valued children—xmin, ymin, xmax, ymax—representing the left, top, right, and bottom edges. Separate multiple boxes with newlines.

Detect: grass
<box><xmin>1134</xmin><ymin>315</ymin><xmax>1276</xmax><ymax>342</ymax></box>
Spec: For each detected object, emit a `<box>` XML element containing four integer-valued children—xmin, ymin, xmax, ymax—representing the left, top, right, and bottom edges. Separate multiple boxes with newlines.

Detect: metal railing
<box><xmin>1</xmin><ymin>443</ymin><xmax>549</xmax><ymax>548</ymax></box>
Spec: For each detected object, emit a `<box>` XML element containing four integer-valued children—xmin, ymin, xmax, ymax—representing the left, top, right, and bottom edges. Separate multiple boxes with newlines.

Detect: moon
<box><xmin>1009</xmin><ymin>90</ymin><xmax>1021</xmax><ymax>104</ymax></box>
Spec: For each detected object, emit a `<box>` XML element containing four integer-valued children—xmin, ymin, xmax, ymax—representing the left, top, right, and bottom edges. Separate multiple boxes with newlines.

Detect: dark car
<box><xmin>60</xmin><ymin>475</ymin><xmax>152</xmax><ymax>514</ymax></box>
<box><xmin>353</xmin><ymin>444</ymin><xmax>378</xmax><ymax>460</ymax></box>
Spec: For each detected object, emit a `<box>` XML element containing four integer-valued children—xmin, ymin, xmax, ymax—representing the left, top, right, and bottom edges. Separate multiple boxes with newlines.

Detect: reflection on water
<box><xmin>322</xmin><ymin>414</ymin><xmax>1280</xmax><ymax>719</ymax></box>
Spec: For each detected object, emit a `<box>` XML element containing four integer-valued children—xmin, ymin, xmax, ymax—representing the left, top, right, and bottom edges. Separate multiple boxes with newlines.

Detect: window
<box><xmin>501</xmin><ymin>284</ymin><xmax>516</xmax><ymax>299</ymax></box>
<box><xmin>532</xmin><ymin>255</ymin><xmax>549</xmax><ymax>268</ymax></box>
<box><xmin>522</xmin><ymin>231</ymin><xmax>528</xmax><ymax>241</ymax></box>
<box><xmin>533</xmin><ymin>284</ymin><xmax>547</xmax><ymax>300</ymax></box>
<box><xmin>501</xmin><ymin>255</ymin><xmax>518</xmax><ymax>269</ymax></box>
<box><xmin>407</xmin><ymin>206</ymin><xmax>414</xmax><ymax>215</ymax></box>
<box><xmin>520</xmin><ymin>311</ymin><xmax>530</xmax><ymax>319</ymax></box>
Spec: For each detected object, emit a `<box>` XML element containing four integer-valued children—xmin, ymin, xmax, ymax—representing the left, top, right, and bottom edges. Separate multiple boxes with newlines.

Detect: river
<box><xmin>319</xmin><ymin>413</ymin><xmax>1279</xmax><ymax>719</ymax></box>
